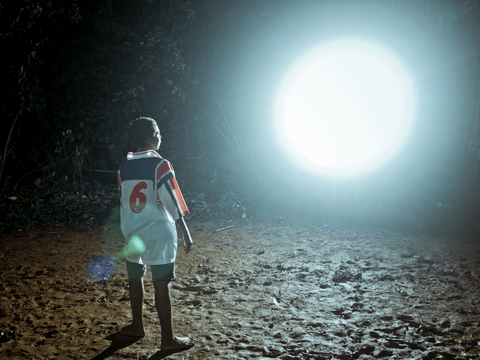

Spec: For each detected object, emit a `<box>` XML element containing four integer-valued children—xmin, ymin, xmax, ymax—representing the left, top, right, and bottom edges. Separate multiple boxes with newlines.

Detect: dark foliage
<box><xmin>0</xmin><ymin>0</ymin><xmax>267</xmax><ymax>230</ymax></box>
<box><xmin>1</xmin><ymin>0</ymin><xmax>196</xmax><ymax>186</ymax></box>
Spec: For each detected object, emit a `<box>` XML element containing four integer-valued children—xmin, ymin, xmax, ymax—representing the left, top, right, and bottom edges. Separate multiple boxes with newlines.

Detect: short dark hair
<box><xmin>128</xmin><ymin>117</ymin><xmax>158</xmax><ymax>148</ymax></box>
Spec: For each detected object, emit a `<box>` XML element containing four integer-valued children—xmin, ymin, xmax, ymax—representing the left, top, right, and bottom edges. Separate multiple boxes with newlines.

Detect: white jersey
<box><xmin>117</xmin><ymin>150</ymin><xmax>189</xmax><ymax>265</ymax></box>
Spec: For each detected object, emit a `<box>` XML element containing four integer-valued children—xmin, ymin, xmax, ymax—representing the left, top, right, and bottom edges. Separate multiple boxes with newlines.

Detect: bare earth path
<box><xmin>1</xmin><ymin>216</ymin><xmax>479</xmax><ymax>359</ymax></box>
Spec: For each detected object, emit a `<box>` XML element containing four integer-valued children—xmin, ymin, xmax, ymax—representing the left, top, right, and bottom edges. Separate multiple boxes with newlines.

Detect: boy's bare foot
<box><xmin>119</xmin><ymin>324</ymin><xmax>145</xmax><ymax>337</ymax></box>
<box><xmin>161</xmin><ymin>336</ymin><xmax>194</xmax><ymax>351</ymax></box>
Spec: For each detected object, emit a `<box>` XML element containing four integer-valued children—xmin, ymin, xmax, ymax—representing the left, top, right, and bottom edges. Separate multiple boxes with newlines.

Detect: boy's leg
<box><xmin>120</xmin><ymin>261</ymin><xmax>146</xmax><ymax>337</ymax></box>
<box><xmin>152</xmin><ymin>263</ymin><xmax>194</xmax><ymax>350</ymax></box>
<box><xmin>129</xmin><ymin>278</ymin><xmax>145</xmax><ymax>331</ymax></box>
<box><xmin>153</xmin><ymin>281</ymin><xmax>173</xmax><ymax>341</ymax></box>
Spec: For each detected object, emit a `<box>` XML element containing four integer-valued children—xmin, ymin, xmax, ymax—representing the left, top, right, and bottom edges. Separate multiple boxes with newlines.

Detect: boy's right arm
<box><xmin>176</xmin><ymin>217</ymin><xmax>193</xmax><ymax>254</ymax></box>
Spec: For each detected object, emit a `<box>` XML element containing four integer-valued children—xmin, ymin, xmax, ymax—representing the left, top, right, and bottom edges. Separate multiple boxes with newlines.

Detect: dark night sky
<box><xmin>1</xmin><ymin>0</ymin><xmax>480</xmax><ymax>235</ymax></box>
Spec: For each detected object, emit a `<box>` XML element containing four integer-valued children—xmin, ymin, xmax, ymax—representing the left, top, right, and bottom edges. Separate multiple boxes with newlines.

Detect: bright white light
<box><xmin>276</xmin><ymin>39</ymin><xmax>416</xmax><ymax>178</ymax></box>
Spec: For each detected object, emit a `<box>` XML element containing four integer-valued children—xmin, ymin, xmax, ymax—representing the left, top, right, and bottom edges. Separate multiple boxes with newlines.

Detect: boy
<box><xmin>117</xmin><ymin>117</ymin><xmax>194</xmax><ymax>351</ymax></box>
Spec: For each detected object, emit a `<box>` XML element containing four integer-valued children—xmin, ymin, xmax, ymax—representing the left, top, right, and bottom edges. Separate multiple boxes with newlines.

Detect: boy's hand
<box><xmin>183</xmin><ymin>235</ymin><xmax>193</xmax><ymax>254</ymax></box>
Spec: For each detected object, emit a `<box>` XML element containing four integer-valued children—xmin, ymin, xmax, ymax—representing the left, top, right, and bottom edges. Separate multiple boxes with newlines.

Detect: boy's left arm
<box><xmin>176</xmin><ymin>216</ymin><xmax>193</xmax><ymax>254</ymax></box>
<box><xmin>157</xmin><ymin>159</ymin><xmax>192</xmax><ymax>253</ymax></box>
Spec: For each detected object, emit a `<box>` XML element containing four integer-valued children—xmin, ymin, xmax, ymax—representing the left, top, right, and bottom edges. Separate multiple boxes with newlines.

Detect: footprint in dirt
<box><xmin>332</xmin><ymin>270</ymin><xmax>361</xmax><ymax>283</ymax></box>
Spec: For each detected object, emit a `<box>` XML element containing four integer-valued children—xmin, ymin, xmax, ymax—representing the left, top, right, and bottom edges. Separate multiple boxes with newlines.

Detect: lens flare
<box><xmin>84</xmin><ymin>253</ymin><xmax>120</xmax><ymax>281</ymax></box>
<box><xmin>121</xmin><ymin>235</ymin><xmax>146</xmax><ymax>258</ymax></box>
<box><xmin>84</xmin><ymin>236</ymin><xmax>146</xmax><ymax>282</ymax></box>
<box><xmin>90</xmin><ymin>256</ymin><xmax>115</xmax><ymax>279</ymax></box>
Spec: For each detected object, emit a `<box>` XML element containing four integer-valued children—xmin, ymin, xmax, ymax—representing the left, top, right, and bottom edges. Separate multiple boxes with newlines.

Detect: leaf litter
<box><xmin>0</xmin><ymin>216</ymin><xmax>479</xmax><ymax>359</ymax></box>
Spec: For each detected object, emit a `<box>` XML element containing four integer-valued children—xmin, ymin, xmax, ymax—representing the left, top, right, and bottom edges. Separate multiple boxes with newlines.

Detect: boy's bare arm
<box><xmin>176</xmin><ymin>217</ymin><xmax>193</xmax><ymax>254</ymax></box>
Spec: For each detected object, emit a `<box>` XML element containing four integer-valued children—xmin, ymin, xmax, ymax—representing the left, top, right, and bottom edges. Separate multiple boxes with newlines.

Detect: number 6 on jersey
<box><xmin>129</xmin><ymin>181</ymin><xmax>147</xmax><ymax>213</ymax></box>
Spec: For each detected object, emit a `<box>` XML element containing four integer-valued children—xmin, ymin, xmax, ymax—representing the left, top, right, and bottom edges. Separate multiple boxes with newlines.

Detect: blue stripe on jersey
<box><xmin>157</xmin><ymin>172</ymin><xmax>174</xmax><ymax>188</ymax></box>
<box><xmin>157</xmin><ymin>171</ymin><xmax>181</xmax><ymax>218</ymax></box>
<box><xmin>119</xmin><ymin>158</ymin><xmax>161</xmax><ymax>183</ymax></box>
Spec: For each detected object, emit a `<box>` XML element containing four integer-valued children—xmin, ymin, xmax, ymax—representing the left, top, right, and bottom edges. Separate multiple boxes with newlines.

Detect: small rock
<box><xmin>263</xmin><ymin>346</ymin><xmax>284</xmax><ymax>357</ymax></box>
<box><xmin>186</xmin><ymin>300</ymin><xmax>201</xmax><ymax>306</ymax></box>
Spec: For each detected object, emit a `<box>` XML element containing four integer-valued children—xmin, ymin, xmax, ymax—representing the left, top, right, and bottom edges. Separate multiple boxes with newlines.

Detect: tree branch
<box><xmin>0</xmin><ymin>115</ymin><xmax>20</xmax><ymax>190</ymax></box>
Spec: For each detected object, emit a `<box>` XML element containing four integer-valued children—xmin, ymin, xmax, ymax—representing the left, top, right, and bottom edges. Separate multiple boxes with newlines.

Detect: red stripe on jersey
<box><xmin>157</xmin><ymin>160</ymin><xmax>173</xmax><ymax>180</ymax></box>
<box><xmin>169</xmin><ymin>177</ymin><xmax>189</xmax><ymax>216</ymax></box>
<box><xmin>117</xmin><ymin>173</ymin><xmax>121</xmax><ymax>189</ymax></box>
<box><xmin>136</xmin><ymin>150</ymin><xmax>161</xmax><ymax>157</ymax></box>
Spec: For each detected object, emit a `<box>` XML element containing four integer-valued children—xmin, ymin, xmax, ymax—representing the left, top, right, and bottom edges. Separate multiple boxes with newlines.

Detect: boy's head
<box><xmin>128</xmin><ymin>117</ymin><xmax>161</xmax><ymax>151</ymax></box>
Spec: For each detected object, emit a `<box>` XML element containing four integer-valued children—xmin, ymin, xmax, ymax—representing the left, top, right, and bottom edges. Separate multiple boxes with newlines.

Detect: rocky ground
<box><xmin>1</xmin><ymin>215</ymin><xmax>480</xmax><ymax>359</ymax></box>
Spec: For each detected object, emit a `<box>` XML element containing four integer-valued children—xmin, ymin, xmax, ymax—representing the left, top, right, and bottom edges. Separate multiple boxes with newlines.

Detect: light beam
<box><xmin>276</xmin><ymin>39</ymin><xmax>416</xmax><ymax>178</ymax></box>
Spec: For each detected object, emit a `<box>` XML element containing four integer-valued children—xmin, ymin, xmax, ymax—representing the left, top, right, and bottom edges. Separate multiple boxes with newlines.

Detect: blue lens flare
<box><xmin>90</xmin><ymin>256</ymin><xmax>115</xmax><ymax>279</ymax></box>
<box><xmin>84</xmin><ymin>236</ymin><xmax>146</xmax><ymax>283</ymax></box>
<box><xmin>85</xmin><ymin>253</ymin><xmax>120</xmax><ymax>282</ymax></box>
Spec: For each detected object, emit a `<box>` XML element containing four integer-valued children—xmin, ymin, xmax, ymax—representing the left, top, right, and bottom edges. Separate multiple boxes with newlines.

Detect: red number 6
<box><xmin>129</xmin><ymin>182</ymin><xmax>147</xmax><ymax>213</ymax></box>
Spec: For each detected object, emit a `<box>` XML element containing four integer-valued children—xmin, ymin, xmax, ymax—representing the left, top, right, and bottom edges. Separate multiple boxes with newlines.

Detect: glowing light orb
<box><xmin>276</xmin><ymin>39</ymin><xmax>416</xmax><ymax>177</ymax></box>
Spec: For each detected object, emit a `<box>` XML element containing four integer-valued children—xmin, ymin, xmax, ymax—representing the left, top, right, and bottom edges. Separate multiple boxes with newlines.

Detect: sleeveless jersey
<box><xmin>117</xmin><ymin>150</ymin><xmax>189</xmax><ymax>265</ymax></box>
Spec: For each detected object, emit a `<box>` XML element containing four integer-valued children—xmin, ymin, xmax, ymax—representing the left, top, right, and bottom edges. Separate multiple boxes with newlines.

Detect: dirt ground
<box><xmin>1</xmin><ymin>214</ymin><xmax>480</xmax><ymax>359</ymax></box>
